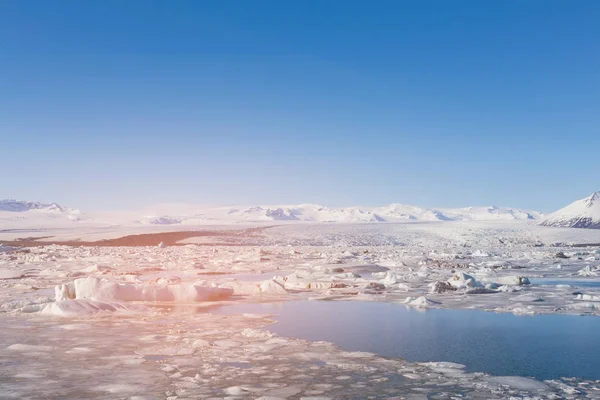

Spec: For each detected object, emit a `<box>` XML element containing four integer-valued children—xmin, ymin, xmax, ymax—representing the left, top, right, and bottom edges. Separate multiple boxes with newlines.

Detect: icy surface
<box><xmin>1</xmin><ymin>222</ymin><xmax>600</xmax><ymax>398</ymax></box>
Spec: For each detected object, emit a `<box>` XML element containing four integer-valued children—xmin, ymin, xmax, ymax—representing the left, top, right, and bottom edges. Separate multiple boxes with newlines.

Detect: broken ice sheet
<box><xmin>1</xmin><ymin>223</ymin><xmax>600</xmax><ymax>398</ymax></box>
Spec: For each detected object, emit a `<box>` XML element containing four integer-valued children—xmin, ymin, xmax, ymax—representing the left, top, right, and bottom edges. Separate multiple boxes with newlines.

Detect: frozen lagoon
<box><xmin>2</xmin><ymin>221</ymin><xmax>600</xmax><ymax>398</ymax></box>
<box><xmin>2</xmin><ymin>303</ymin><xmax>599</xmax><ymax>399</ymax></box>
<box><xmin>216</xmin><ymin>300</ymin><xmax>600</xmax><ymax>381</ymax></box>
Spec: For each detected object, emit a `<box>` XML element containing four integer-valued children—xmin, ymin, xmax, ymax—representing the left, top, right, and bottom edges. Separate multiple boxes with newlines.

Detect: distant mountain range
<box><xmin>540</xmin><ymin>192</ymin><xmax>600</xmax><ymax>229</ymax></box>
<box><xmin>0</xmin><ymin>199</ymin><xmax>66</xmax><ymax>213</ymax></box>
<box><xmin>0</xmin><ymin>199</ymin><xmax>85</xmax><ymax>227</ymax></box>
<box><xmin>5</xmin><ymin>194</ymin><xmax>600</xmax><ymax>229</ymax></box>
<box><xmin>0</xmin><ymin>198</ymin><xmax>543</xmax><ymax>228</ymax></box>
<box><xmin>133</xmin><ymin>202</ymin><xmax>544</xmax><ymax>225</ymax></box>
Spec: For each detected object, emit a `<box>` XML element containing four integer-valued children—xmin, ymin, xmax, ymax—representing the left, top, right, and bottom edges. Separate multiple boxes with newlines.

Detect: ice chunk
<box><xmin>447</xmin><ymin>272</ymin><xmax>483</xmax><ymax>289</ymax></box>
<box><xmin>381</xmin><ymin>271</ymin><xmax>398</xmax><ymax>286</ymax></box>
<box><xmin>224</xmin><ymin>386</ymin><xmax>248</xmax><ymax>395</ymax></box>
<box><xmin>496</xmin><ymin>285</ymin><xmax>522</xmax><ymax>292</ymax></box>
<box><xmin>403</xmin><ymin>296</ymin><xmax>440</xmax><ymax>308</ymax></box>
<box><xmin>575</xmin><ymin>293</ymin><xmax>600</xmax><ymax>302</ymax></box>
<box><xmin>465</xmin><ymin>287</ymin><xmax>497</xmax><ymax>294</ymax></box>
<box><xmin>32</xmin><ymin>299</ymin><xmax>141</xmax><ymax>317</ymax></box>
<box><xmin>488</xmin><ymin>376</ymin><xmax>549</xmax><ymax>391</ymax></box>
<box><xmin>568</xmin><ymin>302</ymin><xmax>598</xmax><ymax>310</ymax></box>
<box><xmin>429</xmin><ymin>281</ymin><xmax>457</xmax><ymax>294</ymax></box>
<box><xmin>259</xmin><ymin>279</ymin><xmax>288</xmax><ymax>295</ymax></box>
<box><xmin>510</xmin><ymin>294</ymin><xmax>544</xmax><ymax>302</ymax></box>
<box><xmin>55</xmin><ymin>277</ymin><xmax>233</xmax><ymax>303</ymax></box>
<box><xmin>284</xmin><ymin>272</ymin><xmax>300</xmax><ymax>285</ymax></box>
<box><xmin>334</xmin><ymin>272</ymin><xmax>361</xmax><ymax>279</ymax></box>
<box><xmin>578</xmin><ymin>265</ymin><xmax>599</xmax><ymax>276</ymax></box>
<box><xmin>219</xmin><ymin>281</ymin><xmax>260</xmax><ymax>295</ymax></box>
<box><xmin>492</xmin><ymin>276</ymin><xmax>530</xmax><ymax>286</ymax></box>
<box><xmin>55</xmin><ymin>282</ymin><xmax>76</xmax><ymax>301</ymax></box>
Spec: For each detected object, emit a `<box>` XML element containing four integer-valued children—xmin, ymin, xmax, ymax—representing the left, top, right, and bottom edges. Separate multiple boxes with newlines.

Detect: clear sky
<box><xmin>1</xmin><ymin>0</ymin><xmax>598</xmax><ymax>212</ymax></box>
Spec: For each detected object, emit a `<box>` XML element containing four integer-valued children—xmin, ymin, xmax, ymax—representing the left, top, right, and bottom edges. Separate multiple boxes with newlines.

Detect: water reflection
<box><xmin>531</xmin><ymin>278</ymin><xmax>600</xmax><ymax>288</ymax></box>
<box><xmin>215</xmin><ymin>300</ymin><xmax>600</xmax><ymax>380</ymax></box>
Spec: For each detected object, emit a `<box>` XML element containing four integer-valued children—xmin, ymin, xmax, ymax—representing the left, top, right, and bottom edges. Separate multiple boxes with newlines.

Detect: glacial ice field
<box><xmin>1</xmin><ymin>221</ymin><xmax>600</xmax><ymax>399</ymax></box>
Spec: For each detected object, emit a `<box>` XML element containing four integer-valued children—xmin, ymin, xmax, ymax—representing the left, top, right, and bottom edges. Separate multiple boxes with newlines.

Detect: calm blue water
<box><xmin>531</xmin><ymin>278</ymin><xmax>600</xmax><ymax>288</ymax></box>
<box><xmin>215</xmin><ymin>300</ymin><xmax>600</xmax><ymax>380</ymax></box>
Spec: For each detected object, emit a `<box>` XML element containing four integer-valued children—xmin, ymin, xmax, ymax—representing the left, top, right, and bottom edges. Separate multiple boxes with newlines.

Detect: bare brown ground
<box><xmin>2</xmin><ymin>226</ymin><xmax>273</xmax><ymax>247</ymax></box>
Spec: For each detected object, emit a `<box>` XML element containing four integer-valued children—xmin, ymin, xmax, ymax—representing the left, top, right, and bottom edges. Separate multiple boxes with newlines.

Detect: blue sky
<box><xmin>1</xmin><ymin>0</ymin><xmax>598</xmax><ymax>212</ymax></box>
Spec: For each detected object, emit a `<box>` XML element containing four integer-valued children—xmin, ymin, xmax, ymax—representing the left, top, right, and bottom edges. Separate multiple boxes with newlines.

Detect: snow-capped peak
<box><xmin>0</xmin><ymin>199</ymin><xmax>66</xmax><ymax>213</ymax></box>
<box><xmin>0</xmin><ymin>199</ymin><xmax>86</xmax><ymax>227</ymax></box>
<box><xmin>583</xmin><ymin>192</ymin><xmax>600</xmax><ymax>208</ymax></box>
<box><xmin>540</xmin><ymin>191</ymin><xmax>600</xmax><ymax>229</ymax></box>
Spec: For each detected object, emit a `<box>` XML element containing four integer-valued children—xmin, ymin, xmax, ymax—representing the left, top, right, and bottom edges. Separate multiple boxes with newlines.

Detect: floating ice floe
<box><xmin>472</xmin><ymin>250</ymin><xmax>490</xmax><ymax>257</ymax></box>
<box><xmin>488</xmin><ymin>376</ymin><xmax>549</xmax><ymax>391</ymax></box>
<box><xmin>54</xmin><ymin>276</ymin><xmax>233</xmax><ymax>303</ymax></box>
<box><xmin>403</xmin><ymin>296</ymin><xmax>440</xmax><ymax>308</ymax></box>
<box><xmin>447</xmin><ymin>272</ymin><xmax>484</xmax><ymax>289</ymax></box>
<box><xmin>575</xmin><ymin>293</ymin><xmax>600</xmax><ymax>302</ymax></box>
<box><xmin>380</xmin><ymin>271</ymin><xmax>399</xmax><ymax>286</ymax></box>
<box><xmin>26</xmin><ymin>299</ymin><xmax>143</xmax><ymax>317</ymax></box>
<box><xmin>465</xmin><ymin>287</ymin><xmax>498</xmax><ymax>294</ymax></box>
<box><xmin>578</xmin><ymin>265</ymin><xmax>599</xmax><ymax>276</ymax></box>
<box><xmin>219</xmin><ymin>278</ymin><xmax>289</xmax><ymax>295</ymax></box>
<box><xmin>258</xmin><ymin>279</ymin><xmax>288</xmax><ymax>295</ymax></box>
<box><xmin>510</xmin><ymin>293</ymin><xmax>544</xmax><ymax>302</ymax></box>
<box><xmin>509</xmin><ymin>306</ymin><xmax>536</xmax><ymax>315</ymax></box>
<box><xmin>333</xmin><ymin>272</ymin><xmax>361</xmax><ymax>279</ymax></box>
<box><xmin>279</xmin><ymin>273</ymin><xmax>335</xmax><ymax>291</ymax></box>
<box><xmin>568</xmin><ymin>302</ymin><xmax>599</xmax><ymax>310</ymax></box>
<box><xmin>429</xmin><ymin>281</ymin><xmax>457</xmax><ymax>294</ymax></box>
<box><xmin>488</xmin><ymin>275</ymin><xmax>531</xmax><ymax>286</ymax></box>
<box><xmin>496</xmin><ymin>285</ymin><xmax>523</xmax><ymax>293</ymax></box>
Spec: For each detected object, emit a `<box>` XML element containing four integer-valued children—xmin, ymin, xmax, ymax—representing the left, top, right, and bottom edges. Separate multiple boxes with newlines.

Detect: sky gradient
<box><xmin>1</xmin><ymin>0</ymin><xmax>599</xmax><ymax>212</ymax></box>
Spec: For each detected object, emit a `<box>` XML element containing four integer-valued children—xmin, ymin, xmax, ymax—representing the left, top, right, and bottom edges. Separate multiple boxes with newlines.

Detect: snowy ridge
<box><xmin>372</xmin><ymin>204</ymin><xmax>541</xmax><ymax>223</ymax></box>
<box><xmin>0</xmin><ymin>198</ymin><xmax>545</xmax><ymax>227</ymax></box>
<box><xmin>141</xmin><ymin>203</ymin><xmax>541</xmax><ymax>225</ymax></box>
<box><xmin>540</xmin><ymin>192</ymin><xmax>600</xmax><ymax>229</ymax></box>
<box><xmin>141</xmin><ymin>204</ymin><xmax>385</xmax><ymax>224</ymax></box>
<box><xmin>0</xmin><ymin>199</ymin><xmax>66</xmax><ymax>213</ymax></box>
<box><xmin>0</xmin><ymin>199</ymin><xmax>86</xmax><ymax>226</ymax></box>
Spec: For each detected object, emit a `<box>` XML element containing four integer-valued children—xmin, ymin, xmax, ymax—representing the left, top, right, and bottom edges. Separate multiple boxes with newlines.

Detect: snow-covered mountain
<box><xmin>0</xmin><ymin>199</ymin><xmax>66</xmax><ymax>213</ymax></box>
<box><xmin>540</xmin><ymin>192</ymin><xmax>600</xmax><ymax>229</ymax></box>
<box><xmin>140</xmin><ymin>204</ymin><xmax>386</xmax><ymax>224</ymax></box>
<box><xmin>0</xmin><ymin>198</ymin><xmax>544</xmax><ymax>228</ymax></box>
<box><xmin>141</xmin><ymin>203</ymin><xmax>541</xmax><ymax>225</ymax></box>
<box><xmin>0</xmin><ymin>199</ymin><xmax>86</xmax><ymax>228</ymax></box>
<box><xmin>371</xmin><ymin>204</ymin><xmax>541</xmax><ymax>222</ymax></box>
